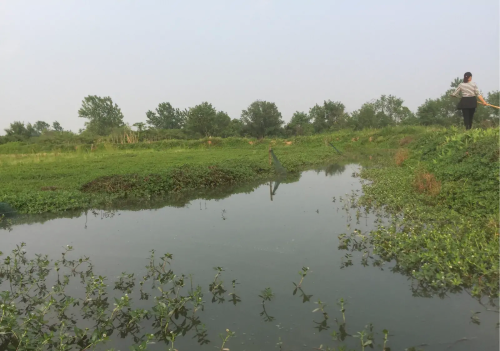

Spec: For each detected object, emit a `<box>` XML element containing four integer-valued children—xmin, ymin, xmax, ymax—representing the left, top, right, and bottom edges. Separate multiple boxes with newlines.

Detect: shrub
<box><xmin>414</xmin><ymin>171</ymin><xmax>441</xmax><ymax>196</ymax></box>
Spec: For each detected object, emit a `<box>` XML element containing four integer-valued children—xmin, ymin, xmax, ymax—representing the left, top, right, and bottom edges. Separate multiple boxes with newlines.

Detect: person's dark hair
<box><xmin>463</xmin><ymin>72</ymin><xmax>472</xmax><ymax>83</ymax></box>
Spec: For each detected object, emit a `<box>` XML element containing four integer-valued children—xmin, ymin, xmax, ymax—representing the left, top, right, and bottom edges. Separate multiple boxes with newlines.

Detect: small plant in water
<box><xmin>259</xmin><ymin>287</ymin><xmax>275</xmax><ymax>322</ymax></box>
<box><xmin>219</xmin><ymin>328</ymin><xmax>235</xmax><ymax>351</ymax></box>
<box><xmin>293</xmin><ymin>266</ymin><xmax>310</xmax><ymax>288</ymax></box>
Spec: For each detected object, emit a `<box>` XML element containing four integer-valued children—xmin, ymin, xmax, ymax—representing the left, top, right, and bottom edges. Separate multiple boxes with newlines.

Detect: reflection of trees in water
<box><xmin>324</xmin><ymin>163</ymin><xmax>346</xmax><ymax>176</ymax></box>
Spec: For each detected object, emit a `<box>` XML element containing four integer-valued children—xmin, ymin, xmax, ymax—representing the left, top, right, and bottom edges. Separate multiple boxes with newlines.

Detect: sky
<box><xmin>0</xmin><ymin>0</ymin><xmax>498</xmax><ymax>133</ymax></box>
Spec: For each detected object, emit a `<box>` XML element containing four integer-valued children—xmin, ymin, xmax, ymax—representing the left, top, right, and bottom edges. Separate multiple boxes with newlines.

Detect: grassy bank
<box><xmin>340</xmin><ymin>127</ymin><xmax>499</xmax><ymax>298</ymax></box>
<box><xmin>0</xmin><ymin>126</ymin><xmax>428</xmax><ymax>214</ymax></box>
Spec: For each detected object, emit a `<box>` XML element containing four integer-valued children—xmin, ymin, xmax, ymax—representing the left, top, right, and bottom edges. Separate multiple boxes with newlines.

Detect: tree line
<box><xmin>1</xmin><ymin>78</ymin><xmax>498</xmax><ymax>144</ymax></box>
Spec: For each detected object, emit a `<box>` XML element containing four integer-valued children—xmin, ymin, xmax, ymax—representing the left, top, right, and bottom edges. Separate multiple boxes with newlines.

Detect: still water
<box><xmin>1</xmin><ymin>164</ymin><xmax>498</xmax><ymax>350</ymax></box>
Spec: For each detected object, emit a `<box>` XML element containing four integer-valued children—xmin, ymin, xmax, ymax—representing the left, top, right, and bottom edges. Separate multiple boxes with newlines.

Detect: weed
<box><xmin>413</xmin><ymin>171</ymin><xmax>441</xmax><ymax>196</ymax></box>
<box><xmin>399</xmin><ymin>136</ymin><xmax>413</xmax><ymax>146</ymax></box>
<box><xmin>394</xmin><ymin>148</ymin><xmax>409</xmax><ymax>166</ymax></box>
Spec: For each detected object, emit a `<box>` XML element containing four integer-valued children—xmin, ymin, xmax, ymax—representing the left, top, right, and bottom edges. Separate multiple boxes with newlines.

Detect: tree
<box><xmin>349</xmin><ymin>95</ymin><xmax>412</xmax><ymax>130</ymax></box>
<box><xmin>5</xmin><ymin>122</ymin><xmax>30</xmax><ymax>137</ymax></box>
<box><xmin>146</xmin><ymin>102</ymin><xmax>185</xmax><ymax>130</ymax></box>
<box><xmin>133</xmin><ymin>122</ymin><xmax>146</xmax><ymax>132</ymax></box>
<box><xmin>450</xmin><ymin>77</ymin><xmax>462</xmax><ymax>88</ymax></box>
<box><xmin>78</xmin><ymin>95</ymin><xmax>124</xmax><ymax>135</ymax></box>
<box><xmin>310</xmin><ymin>100</ymin><xmax>347</xmax><ymax>133</ymax></box>
<box><xmin>414</xmin><ymin>80</ymin><xmax>466</xmax><ymax>126</ymax></box>
<box><xmin>52</xmin><ymin>121</ymin><xmax>63</xmax><ymax>132</ymax></box>
<box><xmin>221</xmin><ymin>119</ymin><xmax>244</xmax><ymax>137</ymax></box>
<box><xmin>372</xmin><ymin>95</ymin><xmax>413</xmax><ymax>123</ymax></box>
<box><xmin>213</xmin><ymin>111</ymin><xmax>231</xmax><ymax>136</ymax></box>
<box><xmin>285</xmin><ymin>111</ymin><xmax>313</xmax><ymax>136</ymax></box>
<box><xmin>32</xmin><ymin>121</ymin><xmax>51</xmax><ymax>136</ymax></box>
<box><xmin>185</xmin><ymin>102</ymin><xmax>218</xmax><ymax>137</ymax></box>
<box><xmin>241</xmin><ymin>100</ymin><xmax>284</xmax><ymax>138</ymax></box>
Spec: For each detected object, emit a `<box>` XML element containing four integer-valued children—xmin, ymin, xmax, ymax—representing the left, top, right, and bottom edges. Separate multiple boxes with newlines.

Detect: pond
<box><xmin>1</xmin><ymin>164</ymin><xmax>498</xmax><ymax>350</ymax></box>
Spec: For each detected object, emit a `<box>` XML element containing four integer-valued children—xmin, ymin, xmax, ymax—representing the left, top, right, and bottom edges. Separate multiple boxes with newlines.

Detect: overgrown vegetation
<box><xmin>1</xmin><ymin>125</ymin><xmax>498</xmax><ymax>350</ymax></box>
<box><xmin>0</xmin><ymin>244</ymin><xmax>397</xmax><ymax>350</ymax></box>
<box><xmin>0</xmin><ymin>126</ymin><xmax>428</xmax><ymax>214</ymax></box>
<box><xmin>338</xmin><ymin>127</ymin><xmax>499</xmax><ymax>302</ymax></box>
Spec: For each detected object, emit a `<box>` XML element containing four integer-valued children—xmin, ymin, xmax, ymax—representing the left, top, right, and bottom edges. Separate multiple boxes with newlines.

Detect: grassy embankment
<box><xmin>0</xmin><ymin>126</ymin><xmax>429</xmax><ymax>214</ymax></box>
<box><xmin>340</xmin><ymin>126</ymin><xmax>499</xmax><ymax>299</ymax></box>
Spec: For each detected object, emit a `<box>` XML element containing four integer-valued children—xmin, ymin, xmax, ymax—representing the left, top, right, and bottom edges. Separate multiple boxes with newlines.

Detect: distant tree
<box><xmin>470</xmin><ymin>90</ymin><xmax>500</xmax><ymax>126</ymax></box>
<box><xmin>221</xmin><ymin>119</ymin><xmax>244</xmax><ymax>137</ymax></box>
<box><xmin>372</xmin><ymin>95</ymin><xmax>413</xmax><ymax>123</ymax></box>
<box><xmin>349</xmin><ymin>95</ymin><xmax>412</xmax><ymax>130</ymax></box>
<box><xmin>414</xmin><ymin>80</ymin><xmax>465</xmax><ymax>126</ymax></box>
<box><xmin>450</xmin><ymin>77</ymin><xmax>462</xmax><ymax>88</ymax></box>
<box><xmin>52</xmin><ymin>121</ymin><xmax>63</xmax><ymax>132</ymax></box>
<box><xmin>487</xmin><ymin>90</ymin><xmax>499</xmax><ymax>107</ymax></box>
<box><xmin>241</xmin><ymin>100</ymin><xmax>284</xmax><ymax>138</ymax></box>
<box><xmin>185</xmin><ymin>102</ymin><xmax>218</xmax><ymax>137</ymax></box>
<box><xmin>133</xmin><ymin>122</ymin><xmax>146</xmax><ymax>132</ymax></box>
<box><xmin>213</xmin><ymin>111</ymin><xmax>231</xmax><ymax>136</ymax></box>
<box><xmin>310</xmin><ymin>101</ymin><xmax>347</xmax><ymax>133</ymax></box>
<box><xmin>78</xmin><ymin>95</ymin><xmax>124</xmax><ymax>135</ymax></box>
<box><xmin>5</xmin><ymin>121</ymin><xmax>29</xmax><ymax>137</ymax></box>
<box><xmin>32</xmin><ymin>121</ymin><xmax>51</xmax><ymax>136</ymax></box>
<box><xmin>146</xmin><ymin>102</ymin><xmax>185</xmax><ymax>130</ymax></box>
<box><xmin>285</xmin><ymin>111</ymin><xmax>313</xmax><ymax>136</ymax></box>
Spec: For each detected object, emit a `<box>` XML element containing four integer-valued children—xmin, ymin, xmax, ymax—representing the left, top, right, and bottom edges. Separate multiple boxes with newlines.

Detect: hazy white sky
<box><xmin>1</xmin><ymin>0</ymin><xmax>498</xmax><ymax>133</ymax></box>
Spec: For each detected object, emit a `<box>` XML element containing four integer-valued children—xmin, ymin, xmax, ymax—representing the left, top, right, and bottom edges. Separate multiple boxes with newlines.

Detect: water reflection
<box><xmin>324</xmin><ymin>163</ymin><xmax>346</xmax><ymax>176</ymax></box>
<box><xmin>1</xmin><ymin>166</ymin><xmax>498</xmax><ymax>350</ymax></box>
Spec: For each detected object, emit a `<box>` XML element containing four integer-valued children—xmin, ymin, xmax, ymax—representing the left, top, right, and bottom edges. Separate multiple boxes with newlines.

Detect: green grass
<box><xmin>0</xmin><ymin>126</ymin><xmax>433</xmax><ymax>214</ymax></box>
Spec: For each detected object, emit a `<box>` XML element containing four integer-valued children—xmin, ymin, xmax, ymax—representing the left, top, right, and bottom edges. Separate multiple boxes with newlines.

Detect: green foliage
<box><xmin>145</xmin><ymin>102</ymin><xmax>185</xmax><ymax>129</ymax></box>
<box><xmin>415</xmin><ymin>93</ymin><xmax>461</xmax><ymax>126</ymax></box>
<box><xmin>32</xmin><ymin>121</ymin><xmax>51</xmax><ymax>135</ymax></box>
<box><xmin>350</xmin><ymin>95</ymin><xmax>413</xmax><ymax>130</ymax></box>
<box><xmin>220</xmin><ymin>118</ymin><xmax>244</xmax><ymax>137</ymax></box>
<box><xmin>78</xmin><ymin>95</ymin><xmax>124</xmax><ymax>135</ymax></box>
<box><xmin>0</xmin><ymin>125</ymin><xmax>493</xmax><ymax>215</ymax></box>
<box><xmin>185</xmin><ymin>102</ymin><xmax>230</xmax><ymax>137</ymax></box>
<box><xmin>339</xmin><ymin>127</ymin><xmax>499</xmax><ymax>300</ymax></box>
<box><xmin>0</xmin><ymin>245</ymin><xmax>395</xmax><ymax>350</ymax></box>
<box><xmin>310</xmin><ymin>100</ymin><xmax>348</xmax><ymax>133</ymax></box>
<box><xmin>52</xmin><ymin>121</ymin><xmax>63</xmax><ymax>132</ymax></box>
<box><xmin>241</xmin><ymin>100</ymin><xmax>284</xmax><ymax>138</ymax></box>
<box><xmin>3</xmin><ymin>121</ymin><xmax>35</xmax><ymax>139</ymax></box>
<box><xmin>286</xmin><ymin>111</ymin><xmax>314</xmax><ymax>136</ymax></box>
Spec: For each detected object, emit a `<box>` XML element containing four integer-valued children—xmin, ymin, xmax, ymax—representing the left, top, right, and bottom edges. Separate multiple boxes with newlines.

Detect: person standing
<box><xmin>451</xmin><ymin>72</ymin><xmax>488</xmax><ymax>130</ymax></box>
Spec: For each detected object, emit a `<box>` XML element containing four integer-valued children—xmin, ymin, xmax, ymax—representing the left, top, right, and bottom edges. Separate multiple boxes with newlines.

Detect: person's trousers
<box><xmin>461</xmin><ymin>108</ymin><xmax>475</xmax><ymax>130</ymax></box>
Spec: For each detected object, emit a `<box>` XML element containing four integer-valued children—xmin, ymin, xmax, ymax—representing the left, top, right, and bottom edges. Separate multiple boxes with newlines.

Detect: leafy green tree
<box><xmin>450</xmin><ymin>77</ymin><xmax>462</xmax><ymax>88</ymax></box>
<box><xmin>185</xmin><ymin>102</ymin><xmax>219</xmax><ymax>137</ymax></box>
<box><xmin>146</xmin><ymin>102</ymin><xmax>185</xmax><ymax>130</ymax></box>
<box><xmin>285</xmin><ymin>111</ymin><xmax>313</xmax><ymax>136</ymax></box>
<box><xmin>487</xmin><ymin>90</ymin><xmax>499</xmax><ymax>107</ymax></box>
<box><xmin>213</xmin><ymin>111</ymin><xmax>231</xmax><ymax>136</ymax></box>
<box><xmin>310</xmin><ymin>101</ymin><xmax>347</xmax><ymax>133</ymax></box>
<box><xmin>133</xmin><ymin>122</ymin><xmax>146</xmax><ymax>132</ymax></box>
<box><xmin>221</xmin><ymin>119</ymin><xmax>244</xmax><ymax>137</ymax></box>
<box><xmin>33</xmin><ymin>121</ymin><xmax>51</xmax><ymax>135</ymax></box>
<box><xmin>4</xmin><ymin>121</ymin><xmax>30</xmax><ymax>137</ymax></box>
<box><xmin>52</xmin><ymin>121</ymin><xmax>63</xmax><ymax>132</ymax></box>
<box><xmin>471</xmin><ymin>90</ymin><xmax>500</xmax><ymax>127</ymax></box>
<box><xmin>372</xmin><ymin>95</ymin><xmax>413</xmax><ymax>123</ymax></box>
<box><xmin>241</xmin><ymin>100</ymin><xmax>284</xmax><ymax>138</ymax></box>
<box><xmin>78</xmin><ymin>95</ymin><xmax>124</xmax><ymax>135</ymax></box>
<box><xmin>415</xmin><ymin>80</ymin><xmax>465</xmax><ymax>126</ymax></box>
<box><xmin>350</xmin><ymin>95</ymin><xmax>412</xmax><ymax>130</ymax></box>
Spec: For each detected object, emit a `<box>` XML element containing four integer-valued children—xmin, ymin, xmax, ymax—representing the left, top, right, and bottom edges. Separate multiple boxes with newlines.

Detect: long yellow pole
<box><xmin>477</xmin><ymin>100</ymin><xmax>500</xmax><ymax>109</ymax></box>
<box><xmin>484</xmin><ymin>103</ymin><xmax>500</xmax><ymax>109</ymax></box>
